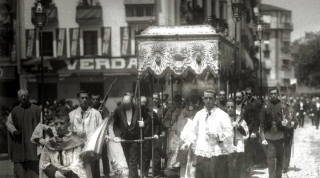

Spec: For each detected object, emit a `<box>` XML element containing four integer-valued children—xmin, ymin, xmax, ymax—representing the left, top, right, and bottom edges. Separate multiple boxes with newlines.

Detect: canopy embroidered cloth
<box><xmin>136</xmin><ymin>25</ymin><xmax>236</xmax><ymax>78</ymax></box>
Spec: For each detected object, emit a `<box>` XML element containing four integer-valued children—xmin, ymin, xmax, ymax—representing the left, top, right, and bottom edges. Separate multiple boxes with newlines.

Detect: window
<box><xmin>39</xmin><ymin>32</ymin><xmax>54</xmax><ymax>56</ymax></box>
<box><xmin>264</xmin><ymin>44</ymin><xmax>269</xmax><ymax>51</ymax></box>
<box><xmin>83</xmin><ymin>31</ymin><xmax>98</xmax><ymax>56</ymax></box>
<box><xmin>80</xmin><ymin>82</ymin><xmax>104</xmax><ymax>97</ymax></box>
<box><xmin>42</xmin><ymin>0</ymin><xmax>52</xmax><ymax>8</ymax></box>
<box><xmin>81</xmin><ymin>0</ymin><xmax>99</xmax><ymax>6</ymax></box>
<box><xmin>264</xmin><ymin>69</ymin><xmax>270</xmax><ymax>76</ymax></box>
<box><xmin>264</xmin><ymin>51</ymin><xmax>270</xmax><ymax>58</ymax></box>
<box><xmin>281</xmin><ymin>13</ymin><xmax>291</xmax><ymax>23</ymax></box>
<box><xmin>263</xmin><ymin>32</ymin><xmax>270</xmax><ymax>41</ymax></box>
<box><xmin>282</xmin><ymin>59</ymin><xmax>290</xmax><ymax>69</ymax></box>
<box><xmin>38</xmin><ymin>83</ymin><xmax>57</xmax><ymax>103</ymax></box>
<box><xmin>283</xmin><ymin>41</ymin><xmax>290</xmax><ymax>47</ymax></box>
<box><xmin>125</xmin><ymin>4</ymin><xmax>154</xmax><ymax>17</ymax></box>
<box><xmin>283</xmin><ymin>79</ymin><xmax>290</xmax><ymax>85</ymax></box>
<box><xmin>282</xmin><ymin>32</ymin><xmax>290</xmax><ymax>41</ymax></box>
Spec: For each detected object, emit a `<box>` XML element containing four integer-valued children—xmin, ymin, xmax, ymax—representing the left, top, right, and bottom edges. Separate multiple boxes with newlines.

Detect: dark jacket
<box><xmin>294</xmin><ymin>101</ymin><xmax>308</xmax><ymax>115</ymax></box>
<box><xmin>260</xmin><ymin>99</ymin><xmax>288</xmax><ymax>140</ymax></box>
<box><xmin>143</xmin><ymin>107</ymin><xmax>161</xmax><ymax>137</ymax></box>
<box><xmin>113</xmin><ymin>104</ymin><xmax>141</xmax><ymax>139</ymax></box>
<box><xmin>9</xmin><ymin>104</ymin><xmax>40</xmax><ymax>162</ymax></box>
<box><xmin>243</xmin><ymin>98</ymin><xmax>262</xmax><ymax>134</ymax></box>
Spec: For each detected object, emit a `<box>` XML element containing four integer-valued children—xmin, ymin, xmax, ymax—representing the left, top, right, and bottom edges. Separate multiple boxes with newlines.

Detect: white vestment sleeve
<box><xmin>180</xmin><ymin>112</ymin><xmax>199</xmax><ymax>145</ymax></box>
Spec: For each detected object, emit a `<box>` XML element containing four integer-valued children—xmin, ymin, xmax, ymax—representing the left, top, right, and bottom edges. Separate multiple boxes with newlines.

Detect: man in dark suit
<box><xmin>310</xmin><ymin>97</ymin><xmax>320</xmax><ymax>129</ymax></box>
<box><xmin>242</xmin><ymin>87</ymin><xmax>263</xmax><ymax>175</ymax></box>
<box><xmin>113</xmin><ymin>95</ymin><xmax>145</xmax><ymax>178</ymax></box>
<box><xmin>294</xmin><ymin>96</ymin><xmax>308</xmax><ymax>127</ymax></box>
<box><xmin>141</xmin><ymin>96</ymin><xmax>161</xmax><ymax>177</ymax></box>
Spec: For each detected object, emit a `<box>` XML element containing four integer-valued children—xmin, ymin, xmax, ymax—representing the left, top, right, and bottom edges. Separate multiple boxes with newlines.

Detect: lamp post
<box><xmin>256</xmin><ymin>21</ymin><xmax>264</xmax><ymax>102</ymax></box>
<box><xmin>230</xmin><ymin>0</ymin><xmax>244</xmax><ymax>145</ymax></box>
<box><xmin>33</xmin><ymin>0</ymin><xmax>47</xmax><ymax>122</ymax></box>
<box><xmin>230</xmin><ymin>0</ymin><xmax>244</xmax><ymax>103</ymax></box>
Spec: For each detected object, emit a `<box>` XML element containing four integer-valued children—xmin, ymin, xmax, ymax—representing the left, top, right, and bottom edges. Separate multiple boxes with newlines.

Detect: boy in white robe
<box><xmin>39</xmin><ymin>111</ymin><xmax>89</xmax><ymax>178</ymax></box>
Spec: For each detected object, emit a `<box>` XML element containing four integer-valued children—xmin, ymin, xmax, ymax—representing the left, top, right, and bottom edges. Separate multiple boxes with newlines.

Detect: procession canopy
<box><xmin>136</xmin><ymin>25</ymin><xmax>237</xmax><ymax>79</ymax></box>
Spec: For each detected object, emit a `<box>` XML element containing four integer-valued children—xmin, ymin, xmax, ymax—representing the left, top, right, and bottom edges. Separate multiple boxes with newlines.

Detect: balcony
<box><xmin>281</xmin><ymin>46</ymin><xmax>290</xmax><ymax>53</ymax></box>
<box><xmin>76</xmin><ymin>5</ymin><xmax>102</xmax><ymax>26</ymax></box>
<box><xmin>280</xmin><ymin>23</ymin><xmax>293</xmax><ymax>30</ymax></box>
<box><xmin>125</xmin><ymin>2</ymin><xmax>155</xmax><ymax>24</ymax></box>
<box><xmin>262</xmin><ymin>23</ymin><xmax>271</xmax><ymax>30</ymax></box>
<box><xmin>31</xmin><ymin>4</ymin><xmax>58</xmax><ymax>26</ymax></box>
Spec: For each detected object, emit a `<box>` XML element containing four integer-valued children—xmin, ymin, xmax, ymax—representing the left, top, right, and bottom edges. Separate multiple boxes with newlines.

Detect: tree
<box><xmin>292</xmin><ymin>31</ymin><xmax>320</xmax><ymax>88</ymax></box>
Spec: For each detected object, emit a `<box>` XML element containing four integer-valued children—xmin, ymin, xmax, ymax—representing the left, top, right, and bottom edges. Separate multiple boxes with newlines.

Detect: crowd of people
<box><xmin>1</xmin><ymin>86</ymin><xmax>319</xmax><ymax>178</ymax></box>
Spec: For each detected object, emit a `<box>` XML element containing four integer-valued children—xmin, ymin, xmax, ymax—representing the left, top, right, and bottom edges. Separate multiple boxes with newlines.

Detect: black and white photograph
<box><xmin>0</xmin><ymin>0</ymin><xmax>320</xmax><ymax>177</ymax></box>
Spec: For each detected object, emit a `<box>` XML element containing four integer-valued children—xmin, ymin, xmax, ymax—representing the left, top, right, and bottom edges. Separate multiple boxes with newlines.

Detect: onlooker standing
<box><xmin>69</xmin><ymin>90</ymin><xmax>103</xmax><ymax>178</ymax></box>
<box><xmin>6</xmin><ymin>89</ymin><xmax>41</xmax><ymax>178</ymax></box>
<box><xmin>260</xmin><ymin>87</ymin><xmax>288</xmax><ymax>178</ymax></box>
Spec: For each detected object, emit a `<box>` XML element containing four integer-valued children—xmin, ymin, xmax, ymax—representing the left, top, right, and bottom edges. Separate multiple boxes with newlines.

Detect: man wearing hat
<box><xmin>180</xmin><ymin>90</ymin><xmax>234</xmax><ymax>178</ymax></box>
<box><xmin>260</xmin><ymin>87</ymin><xmax>289</xmax><ymax>178</ymax></box>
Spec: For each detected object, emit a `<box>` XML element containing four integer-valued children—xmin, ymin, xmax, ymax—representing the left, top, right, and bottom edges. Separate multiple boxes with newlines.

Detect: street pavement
<box><xmin>0</xmin><ymin>157</ymin><xmax>13</xmax><ymax>178</ymax></box>
<box><xmin>1</xmin><ymin>116</ymin><xmax>319</xmax><ymax>178</ymax></box>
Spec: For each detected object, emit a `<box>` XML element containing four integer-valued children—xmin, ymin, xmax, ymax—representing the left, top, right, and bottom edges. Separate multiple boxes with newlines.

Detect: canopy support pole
<box><xmin>151</xmin><ymin>76</ymin><xmax>155</xmax><ymax>177</ymax></box>
<box><xmin>160</xmin><ymin>83</ymin><xmax>166</xmax><ymax>173</ymax></box>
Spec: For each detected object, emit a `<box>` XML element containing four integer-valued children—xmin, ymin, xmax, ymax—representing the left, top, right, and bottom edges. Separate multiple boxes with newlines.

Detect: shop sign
<box><xmin>65</xmin><ymin>58</ymin><xmax>137</xmax><ymax>71</ymax></box>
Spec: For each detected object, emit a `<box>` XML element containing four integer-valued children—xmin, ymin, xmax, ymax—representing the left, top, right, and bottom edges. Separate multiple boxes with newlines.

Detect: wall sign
<box><xmin>63</xmin><ymin>58</ymin><xmax>137</xmax><ymax>71</ymax></box>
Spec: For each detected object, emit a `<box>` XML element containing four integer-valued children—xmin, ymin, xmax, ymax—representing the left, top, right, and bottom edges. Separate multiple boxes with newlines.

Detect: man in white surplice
<box><xmin>180</xmin><ymin>90</ymin><xmax>234</xmax><ymax>178</ymax></box>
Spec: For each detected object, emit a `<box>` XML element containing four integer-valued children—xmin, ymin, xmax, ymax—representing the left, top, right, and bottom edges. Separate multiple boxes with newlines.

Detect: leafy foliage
<box><xmin>292</xmin><ymin>32</ymin><xmax>320</xmax><ymax>88</ymax></box>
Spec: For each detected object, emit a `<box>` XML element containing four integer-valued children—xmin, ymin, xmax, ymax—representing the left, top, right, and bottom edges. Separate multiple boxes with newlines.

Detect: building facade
<box><xmin>17</xmin><ymin>0</ymin><xmax>259</xmax><ymax>110</ymax></box>
<box><xmin>258</xmin><ymin>3</ymin><xmax>295</xmax><ymax>93</ymax></box>
<box><xmin>0</xmin><ymin>0</ymin><xmax>19</xmax><ymax>106</ymax></box>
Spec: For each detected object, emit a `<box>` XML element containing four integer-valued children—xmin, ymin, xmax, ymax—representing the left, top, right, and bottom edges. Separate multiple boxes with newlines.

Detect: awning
<box><xmin>243</xmin><ymin>49</ymin><xmax>254</xmax><ymax>70</ymax></box>
<box><xmin>76</xmin><ymin>5</ymin><xmax>102</xmax><ymax>26</ymax></box>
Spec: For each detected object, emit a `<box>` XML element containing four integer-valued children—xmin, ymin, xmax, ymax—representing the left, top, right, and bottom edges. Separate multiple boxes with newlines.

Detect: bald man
<box><xmin>113</xmin><ymin>95</ymin><xmax>150</xmax><ymax>178</ymax></box>
<box><xmin>6</xmin><ymin>89</ymin><xmax>41</xmax><ymax>178</ymax></box>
